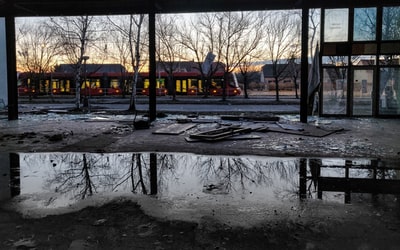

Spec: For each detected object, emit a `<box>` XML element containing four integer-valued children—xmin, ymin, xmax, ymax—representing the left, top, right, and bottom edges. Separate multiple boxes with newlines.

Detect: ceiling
<box><xmin>1</xmin><ymin>0</ymin><xmax>399</xmax><ymax>17</ymax></box>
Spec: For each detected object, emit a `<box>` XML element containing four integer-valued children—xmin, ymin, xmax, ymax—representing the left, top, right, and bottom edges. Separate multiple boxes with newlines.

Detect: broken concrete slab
<box><xmin>188</xmin><ymin>126</ymin><xmax>252</xmax><ymax>141</ymax></box>
<box><xmin>185</xmin><ymin>134</ymin><xmax>261</xmax><ymax>142</ymax></box>
<box><xmin>153</xmin><ymin>123</ymin><xmax>197</xmax><ymax>135</ymax></box>
<box><xmin>267</xmin><ymin>123</ymin><xmax>344</xmax><ymax>137</ymax></box>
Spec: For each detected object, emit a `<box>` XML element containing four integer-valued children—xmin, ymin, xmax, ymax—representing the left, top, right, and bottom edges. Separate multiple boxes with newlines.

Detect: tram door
<box><xmin>351</xmin><ymin>69</ymin><xmax>374</xmax><ymax>116</ymax></box>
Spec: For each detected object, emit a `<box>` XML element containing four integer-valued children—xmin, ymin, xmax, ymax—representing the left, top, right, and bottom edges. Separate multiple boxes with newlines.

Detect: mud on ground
<box><xmin>1</xmin><ymin>197</ymin><xmax>400</xmax><ymax>250</ymax></box>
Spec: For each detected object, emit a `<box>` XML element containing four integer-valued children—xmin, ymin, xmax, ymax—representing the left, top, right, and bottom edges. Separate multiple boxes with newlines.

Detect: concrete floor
<box><xmin>0</xmin><ymin>112</ymin><xmax>399</xmax><ymax>165</ymax></box>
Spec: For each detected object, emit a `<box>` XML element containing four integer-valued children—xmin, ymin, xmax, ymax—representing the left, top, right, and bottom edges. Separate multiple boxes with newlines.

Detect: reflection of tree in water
<box><xmin>112</xmin><ymin>153</ymin><xmax>180</xmax><ymax>195</ymax></box>
<box><xmin>156</xmin><ymin>153</ymin><xmax>181</xmax><ymax>194</ymax></box>
<box><xmin>45</xmin><ymin>153</ymin><xmax>114</xmax><ymax>199</ymax></box>
<box><xmin>191</xmin><ymin>155</ymin><xmax>299</xmax><ymax>197</ymax></box>
<box><xmin>43</xmin><ymin>153</ymin><xmax>301</xmax><ymax>201</ymax></box>
<box><xmin>112</xmin><ymin>153</ymin><xmax>148</xmax><ymax>194</ymax></box>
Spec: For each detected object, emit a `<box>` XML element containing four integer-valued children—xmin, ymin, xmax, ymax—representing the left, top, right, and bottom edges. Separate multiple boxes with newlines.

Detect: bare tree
<box><xmin>309</xmin><ymin>9</ymin><xmax>320</xmax><ymax>58</ymax></box>
<box><xmin>108</xmin><ymin>14</ymin><xmax>147</xmax><ymax>111</ymax></box>
<box><xmin>16</xmin><ymin>20</ymin><xmax>60</xmax><ymax>97</ymax></box>
<box><xmin>236</xmin><ymin>56</ymin><xmax>261</xmax><ymax>99</ymax></box>
<box><xmin>263</xmin><ymin>11</ymin><xmax>301</xmax><ymax>101</ymax></box>
<box><xmin>233</xmin><ymin>12</ymin><xmax>265</xmax><ymax>98</ymax></box>
<box><xmin>156</xmin><ymin>14</ymin><xmax>183</xmax><ymax>101</ymax></box>
<box><xmin>196</xmin><ymin>12</ymin><xmax>261</xmax><ymax>100</ymax></box>
<box><xmin>179</xmin><ymin>16</ymin><xmax>212</xmax><ymax>96</ymax></box>
<box><xmin>106</xmin><ymin>18</ymin><xmax>131</xmax><ymax>97</ymax></box>
<box><xmin>382</xmin><ymin>7</ymin><xmax>400</xmax><ymax>40</ymax></box>
<box><xmin>48</xmin><ymin>15</ymin><xmax>104</xmax><ymax>110</ymax></box>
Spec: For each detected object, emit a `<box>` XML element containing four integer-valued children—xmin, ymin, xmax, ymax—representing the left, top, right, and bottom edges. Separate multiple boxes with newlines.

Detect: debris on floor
<box><xmin>187</xmin><ymin>125</ymin><xmax>252</xmax><ymax>141</ymax></box>
<box><xmin>220</xmin><ymin>114</ymin><xmax>280</xmax><ymax>122</ymax></box>
<box><xmin>153</xmin><ymin>123</ymin><xmax>197</xmax><ymax>135</ymax></box>
<box><xmin>152</xmin><ymin>115</ymin><xmax>345</xmax><ymax>143</ymax></box>
<box><xmin>267</xmin><ymin>122</ymin><xmax>344</xmax><ymax>137</ymax></box>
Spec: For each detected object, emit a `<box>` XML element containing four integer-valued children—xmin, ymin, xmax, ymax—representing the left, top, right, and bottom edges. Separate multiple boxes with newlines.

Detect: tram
<box><xmin>17</xmin><ymin>63</ymin><xmax>241</xmax><ymax>97</ymax></box>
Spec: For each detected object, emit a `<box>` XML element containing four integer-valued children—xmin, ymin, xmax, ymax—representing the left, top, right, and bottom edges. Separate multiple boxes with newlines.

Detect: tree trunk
<box><xmin>275</xmin><ymin>76</ymin><xmax>280</xmax><ymax>101</ymax></box>
<box><xmin>243</xmin><ymin>74</ymin><xmax>249</xmax><ymax>99</ymax></box>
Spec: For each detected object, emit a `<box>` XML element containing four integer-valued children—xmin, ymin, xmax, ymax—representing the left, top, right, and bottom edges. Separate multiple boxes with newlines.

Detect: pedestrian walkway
<box><xmin>10</xmin><ymin>95</ymin><xmax>301</xmax><ymax>115</ymax></box>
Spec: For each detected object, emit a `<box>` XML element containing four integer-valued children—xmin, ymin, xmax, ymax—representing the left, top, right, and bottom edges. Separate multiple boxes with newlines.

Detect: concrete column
<box><xmin>149</xmin><ymin>12</ymin><xmax>156</xmax><ymax>121</ymax></box>
<box><xmin>5</xmin><ymin>10</ymin><xmax>18</xmax><ymax>120</ymax></box>
<box><xmin>0</xmin><ymin>18</ymin><xmax>7</xmax><ymax>110</ymax></box>
<box><xmin>300</xmin><ymin>7</ymin><xmax>309</xmax><ymax>123</ymax></box>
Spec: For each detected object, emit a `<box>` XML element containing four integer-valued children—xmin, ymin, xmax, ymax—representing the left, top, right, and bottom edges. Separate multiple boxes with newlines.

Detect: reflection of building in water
<box><xmin>301</xmin><ymin>158</ymin><xmax>400</xmax><ymax>204</ymax></box>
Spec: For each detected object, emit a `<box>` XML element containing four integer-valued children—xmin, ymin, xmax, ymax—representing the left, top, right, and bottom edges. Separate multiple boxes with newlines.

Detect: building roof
<box><xmin>1</xmin><ymin>0</ymin><xmax>399</xmax><ymax>17</ymax></box>
<box><xmin>157</xmin><ymin>61</ymin><xmax>224</xmax><ymax>73</ymax></box>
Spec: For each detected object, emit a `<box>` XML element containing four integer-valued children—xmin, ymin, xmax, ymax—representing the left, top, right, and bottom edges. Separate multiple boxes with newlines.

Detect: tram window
<box><xmin>52</xmin><ymin>80</ymin><xmax>58</xmax><ymax>89</ymax></box>
<box><xmin>94</xmin><ymin>79</ymin><xmax>101</xmax><ymax>88</ymax></box>
<box><xmin>157</xmin><ymin>79</ymin><xmax>165</xmax><ymax>88</ymax></box>
<box><xmin>144</xmin><ymin>79</ymin><xmax>150</xmax><ymax>88</ymax></box>
<box><xmin>110</xmin><ymin>79</ymin><xmax>119</xmax><ymax>88</ymax></box>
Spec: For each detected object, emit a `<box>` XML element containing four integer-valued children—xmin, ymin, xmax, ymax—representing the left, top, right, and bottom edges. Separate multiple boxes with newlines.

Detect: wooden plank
<box><xmin>153</xmin><ymin>123</ymin><xmax>197</xmax><ymax>135</ymax></box>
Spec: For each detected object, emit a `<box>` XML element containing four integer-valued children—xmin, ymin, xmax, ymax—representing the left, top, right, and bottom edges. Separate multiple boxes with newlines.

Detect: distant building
<box><xmin>261</xmin><ymin>63</ymin><xmax>301</xmax><ymax>91</ymax></box>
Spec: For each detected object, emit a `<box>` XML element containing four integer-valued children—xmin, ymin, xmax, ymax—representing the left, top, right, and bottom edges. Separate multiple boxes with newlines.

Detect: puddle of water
<box><xmin>0</xmin><ymin>152</ymin><xmax>399</xmax><ymax>226</ymax></box>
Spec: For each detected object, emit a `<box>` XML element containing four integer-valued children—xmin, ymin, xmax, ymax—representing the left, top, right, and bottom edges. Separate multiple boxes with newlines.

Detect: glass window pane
<box><xmin>322</xmin><ymin>56</ymin><xmax>349</xmax><ymax>66</ymax></box>
<box><xmin>379</xmin><ymin>68</ymin><xmax>400</xmax><ymax>114</ymax></box>
<box><xmin>324</xmin><ymin>9</ymin><xmax>349</xmax><ymax>42</ymax></box>
<box><xmin>353</xmin><ymin>8</ymin><xmax>376</xmax><ymax>41</ymax></box>
<box><xmin>351</xmin><ymin>56</ymin><xmax>376</xmax><ymax>66</ymax></box>
<box><xmin>353</xmin><ymin>69</ymin><xmax>373</xmax><ymax>116</ymax></box>
<box><xmin>352</xmin><ymin>43</ymin><xmax>377</xmax><ymax>54</ymax></box>
<box><xmin>379</xmin><ymin>55</ymin><xmax>400</xmax><ymax>66</ymax></box>
<box><xmin>382</xmin><ymin>7</ymin><xmax>400</xmax><ymax>40</ymax></box>
<box><xmin>322</xmin><ymin>68</ymin><xmax>347</xmax><ymax>115</ymax></box>
<box><xmin>381</xmin><ymin>42</ymin><xmax>400</xmax><ymax>54</ymax></box>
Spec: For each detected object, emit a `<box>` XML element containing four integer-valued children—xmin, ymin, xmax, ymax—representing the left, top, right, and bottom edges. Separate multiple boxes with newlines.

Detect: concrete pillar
<box><xmin>149</xmin><ymin>12</ymin><xmax>156</xmax><ymax>121</ymax></box>
<box><xmin>0</xmin><ymin>18</ymin><xmax>7</xmax><ymax>110</ymax></box>
<box><xmin>5</xmin><ymin>10</ymin><xmax>18</xmax><ymax>120</ymax></box>
<box><xmin>300</xmin><ymin>7</ymin><xmax>309</xmax><ymax>123</ymax></box>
